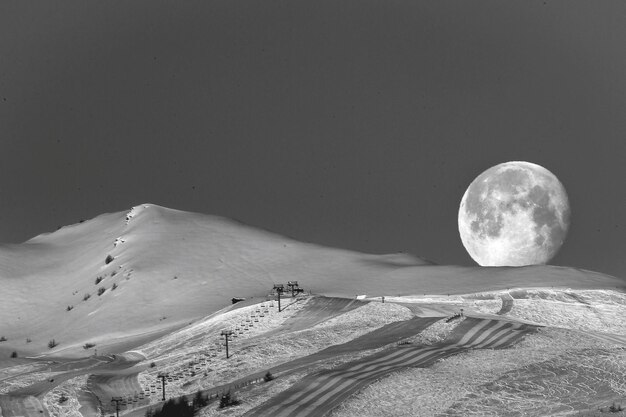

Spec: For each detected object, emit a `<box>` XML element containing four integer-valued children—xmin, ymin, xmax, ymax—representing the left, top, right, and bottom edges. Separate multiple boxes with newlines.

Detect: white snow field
<box><xmin>0</xmin><ymin>204</ymin><xmax>624</xmax><ymax>417</ymax></box>
<box><xmin>0</xmin><ymin>204</ymin><xmax>621</xmax><ymax>358</ymax></box>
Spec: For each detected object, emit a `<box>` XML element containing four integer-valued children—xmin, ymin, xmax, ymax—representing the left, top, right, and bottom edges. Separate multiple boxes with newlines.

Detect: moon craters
<box><xmin>459</xmin><ymin>161</ymin><xmax>570</xmax><ymax>267</ymax></box>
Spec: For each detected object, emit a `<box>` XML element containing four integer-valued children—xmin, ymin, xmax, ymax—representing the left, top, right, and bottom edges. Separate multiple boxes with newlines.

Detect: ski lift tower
<box><xmin>221</xmin><ymin>330</ymin><xmax>234</xmax><ymax>358</ymax></box>
<box><xmin>157</xmin><ymin>374</ymin><xmax>168</xmax><ymax>401</ymax></box>
<box><xmin>286</xmin><ymin>281</ymin><xmax>299</xmax><ymax>297</ymax></box>
<box><xmin>111</xmin><ymin>397</ymin><xmax>123</xmax><ymax>417</ymax></box>
<box><xmin>273</xmin><ymin>284</ymin><xmax>285</xmax><ymax>312</ymax></box>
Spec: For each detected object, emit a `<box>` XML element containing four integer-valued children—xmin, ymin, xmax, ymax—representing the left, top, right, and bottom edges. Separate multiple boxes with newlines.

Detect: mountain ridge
<box><xmin>0</xmin><ymin>203</ymin><xmax>623</xmax><ymax>357</ymax></box>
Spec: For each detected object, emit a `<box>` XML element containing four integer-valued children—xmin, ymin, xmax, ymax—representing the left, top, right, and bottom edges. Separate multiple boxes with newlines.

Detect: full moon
<box><xmin>458</xmin><ymin>161</ymin><xmax>570</xmax><ymax>266</ymax></box>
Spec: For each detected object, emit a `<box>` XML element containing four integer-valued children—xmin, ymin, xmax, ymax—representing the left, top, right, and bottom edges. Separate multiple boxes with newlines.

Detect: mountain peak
<box><xmin>0</xmin><ymin>205</ymin><xmax>622</xmax><ymax>356</ymax></box>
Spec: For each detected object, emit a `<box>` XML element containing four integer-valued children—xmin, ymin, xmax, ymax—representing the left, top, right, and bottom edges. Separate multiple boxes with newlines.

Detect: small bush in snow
<box><xmin>10</xmin><ymin>351</ymin><xmax>17</xmax><ymax>358</ymax></box>
<box><xmin>148</xmin><ymin>398</ymin><xmax>194</xmax><ymax>417</ymax></box>
<box><xmin>66</xmin><ymin>305</ymin><xmax>74</xmax><ymax>311</ymax></box>
<box><xmin>193</xmin><ymin>390</ymin><xmax>208</xmax><ymax>408</ymax></box>
<box><xmin>95</xmin><ymin>276</ymin><xmax>103</xmax><ymax>285</ymax></box>
<box><xmin>219</xmin><ymin>391</ymin><xmax>240</xmax><ymax>409</ymax></box>
<box><xmin>83</xmin><ymin>293</ymin><xmax>91</xmax><ymax>301</ymax></box>
<box><xmin>48</xmin><ymin>339</ymin><xmax>58</xmax><ymax>349</ymax></box>
<box><xmin>0</xmin><ymin>336</ymin><xmax>6</xmax><ymax>342</ymax></box>
<box><xmin>105</xmin><ymin>254</ymin><xmax>114</xmax><ymax>264</ymax></box>
<box><xmin>97</xmin><ymin>287</ymin><xmax>106</xmax><ymax>296</ymax></box>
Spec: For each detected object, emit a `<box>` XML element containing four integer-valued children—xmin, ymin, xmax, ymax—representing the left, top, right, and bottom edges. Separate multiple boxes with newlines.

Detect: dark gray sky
<box><xmin>0</xmin><ymin>1</ymin><xmax>624</xmax><ymax>278</ymax></box>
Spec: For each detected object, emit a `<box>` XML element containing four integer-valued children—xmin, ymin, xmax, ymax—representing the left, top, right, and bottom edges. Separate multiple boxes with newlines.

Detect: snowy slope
<box><xmin>0</xmin><ymin>204</ymin><xmax>623</xmax><ymax>356</ymax></box>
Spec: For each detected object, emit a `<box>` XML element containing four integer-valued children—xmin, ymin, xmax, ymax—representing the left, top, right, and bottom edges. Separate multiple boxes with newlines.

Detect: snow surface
<box><xmin>0</xmin><ymin>204</ymin><xmax>623</xmax><ymax>358</ymax></box>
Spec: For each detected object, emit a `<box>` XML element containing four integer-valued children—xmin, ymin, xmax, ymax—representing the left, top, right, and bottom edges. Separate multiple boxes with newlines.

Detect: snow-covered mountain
<box><xmin>0</xmin><ymin>204</ymin><xmax>622</xmax><ymax>356</ymax></box>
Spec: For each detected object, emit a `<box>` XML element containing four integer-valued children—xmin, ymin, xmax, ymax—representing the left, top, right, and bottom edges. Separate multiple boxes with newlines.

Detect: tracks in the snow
<box><xmin>247</xmin><ymin>318</ymin><xmax>539</xmax><ymax>417</ymax></box>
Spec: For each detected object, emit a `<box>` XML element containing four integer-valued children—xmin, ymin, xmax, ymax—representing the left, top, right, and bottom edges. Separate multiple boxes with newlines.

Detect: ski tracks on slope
<box><xmin>247</xmin><ymin>318</ymin><xmax>538</xmax><ymax>417</ymax></box>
